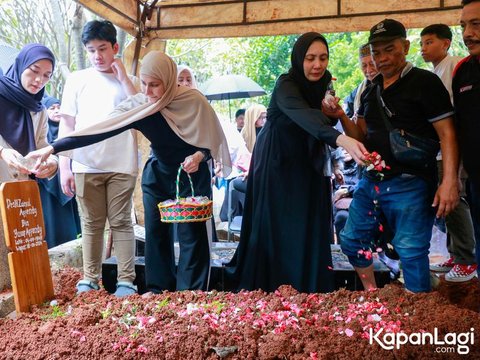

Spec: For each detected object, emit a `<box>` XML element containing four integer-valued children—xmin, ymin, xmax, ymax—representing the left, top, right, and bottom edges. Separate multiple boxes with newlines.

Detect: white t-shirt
<box><xmin>432</xmin><ymin>55</ymin><xmax>462</xmax><ymax>161</ymax></box>
<box><xmin>433</xmin><ymin>54</ymin><xmax>462</xmax><ymax>105</ymax></box>
<box><xmin>219</xmin><ymin>120</ymin><xmax>251</xmax><ymax>178</ymax></box>
<box><xmin>60</xmin><ymin>68</ymin><xmax>138</xmax><ymax>175</ymax></box>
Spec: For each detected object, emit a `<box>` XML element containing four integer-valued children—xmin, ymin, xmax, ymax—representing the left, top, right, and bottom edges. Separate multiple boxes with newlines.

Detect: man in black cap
<box><xmin>325</xmin><ymin>19</ymin><xmax>459</xmax><ymax>293</ymax></box>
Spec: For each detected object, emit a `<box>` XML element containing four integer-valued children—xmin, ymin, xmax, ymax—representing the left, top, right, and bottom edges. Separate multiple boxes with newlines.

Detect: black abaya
<box><xmin>227</xmin><ymin>68</ymin><xmax>341</xmax><ymax>293</ymax></box>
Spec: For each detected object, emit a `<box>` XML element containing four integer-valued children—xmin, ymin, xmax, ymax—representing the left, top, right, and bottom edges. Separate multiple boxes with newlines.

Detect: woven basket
<box><xmin>158</xmin><ymin>166</ymin><xmax>213</xmax><ymax>223</ymax></box>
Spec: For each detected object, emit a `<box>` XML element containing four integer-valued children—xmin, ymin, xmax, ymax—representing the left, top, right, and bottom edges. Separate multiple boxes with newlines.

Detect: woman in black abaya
<box><xmin>226</xmin><ymin>32</ymin><xmax>366</xmax><ymax>293</ymax></box>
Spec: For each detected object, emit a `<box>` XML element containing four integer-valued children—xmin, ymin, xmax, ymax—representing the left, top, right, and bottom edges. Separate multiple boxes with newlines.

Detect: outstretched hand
<box><xmin>33</xmin><ymin>157</ymin><xmax>58</xmax><ymax>179</ymax></box>
<box><xmin>25</xmin><ymin>145</ymin><xmax>54</xmax><ymax>172</ymax></box>
<box><xmin>322</xmin><ymin>97</ymin><xmax>345</xmax><ymax>119</ymax></box>
<box><xmin>0</xmin><ymin>148</ymin><xmax>31</xmax><ymax>175</ymax></box>
<box><xmin>335</xmin><ymin>134</ymin><xmax>367</xmax><ymax>165</ymax></box>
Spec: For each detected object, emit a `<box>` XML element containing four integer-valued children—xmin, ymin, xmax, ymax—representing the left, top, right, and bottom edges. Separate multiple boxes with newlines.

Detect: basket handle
<box><xmin>176</xmin><ymin>165</ymin><xmax>195</xmax><ymax>201</ymax></box>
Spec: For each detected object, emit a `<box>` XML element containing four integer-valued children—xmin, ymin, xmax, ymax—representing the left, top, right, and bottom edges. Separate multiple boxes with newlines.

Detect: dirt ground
<box><xmin>0</xmin><ymin>267</ymin><xmax>478</xmax><ymax>360</ymax></box>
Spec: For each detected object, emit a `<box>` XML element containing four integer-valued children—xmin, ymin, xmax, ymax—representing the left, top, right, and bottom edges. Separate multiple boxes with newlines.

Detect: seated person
<box><xmin>240</xmin><ymin>104</ymin><xmax>267</xmax><ymax>153</ymax></box>
<box><xmin>332</xmin><ymin>148</ymin><xmax>360</xmax><ymax>243</ymax></box>
<box><xmin>234</xmin><ymin>108</ymin><xmax>245</xmax><ymax>132</ymax></box>
<box><xmin>217</xmin><ymin>120</ymin><xmax>251</xmax><ymax>222</ymax></box>
<box><xmin>333</xmin><ymin>148</ymin><xmax>400</xmax><ymax>279</ymax></box>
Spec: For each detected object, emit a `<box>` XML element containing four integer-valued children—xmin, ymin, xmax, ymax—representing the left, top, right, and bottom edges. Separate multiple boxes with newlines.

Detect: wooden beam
<box><xmin>75</xmin><ymin>0</ymin><xmax>138</xmax><ymax>35</ymax></box>
<box><xmin>146</xmin><ymin>8</ymin><xmax>462</xmax><ymax>39</ymax></box>
<box><xmin>76</xmin><ymin>0</ymin><xmax>463</xmax><ymax>39</ymax></box>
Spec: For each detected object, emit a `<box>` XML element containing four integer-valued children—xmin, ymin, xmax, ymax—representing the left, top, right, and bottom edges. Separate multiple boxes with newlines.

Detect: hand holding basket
<box><xmin>158</xmin><ymin>165</ymin><xmax>213</xmax><ymax>223</ymax></box>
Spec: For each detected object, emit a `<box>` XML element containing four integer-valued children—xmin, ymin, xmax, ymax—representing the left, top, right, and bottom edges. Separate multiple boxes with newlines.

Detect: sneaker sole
<box><xmin>429</xmin><ymin>267</ymin><xmax>453</xmax><ymax>272</ymax></box>
<box><xmin>444</xmin><ymin>272</ymin><xmax>477</xmax><ymax>282</ymax></box>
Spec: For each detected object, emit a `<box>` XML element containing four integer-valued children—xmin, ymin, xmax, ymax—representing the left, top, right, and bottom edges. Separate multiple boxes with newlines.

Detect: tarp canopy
<box><xmin>76</xmin><ymin>0</ymin><xmax>463</xmax><ymax>40</ymax></box>
<box><xmin>74</xmin><ymin>0</ymin><xmax>465</xmax><ymax>226</ymax></box>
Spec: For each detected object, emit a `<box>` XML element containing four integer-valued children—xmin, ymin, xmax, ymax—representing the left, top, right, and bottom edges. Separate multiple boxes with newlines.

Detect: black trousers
<box><xmin>142</xmin><ymin>157</ymin><xmax>211</xmax><ymax>292</ymax></box>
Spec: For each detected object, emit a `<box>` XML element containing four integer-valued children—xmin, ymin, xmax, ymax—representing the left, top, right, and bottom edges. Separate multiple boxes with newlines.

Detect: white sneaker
<box><xmin>430</xmin><ymin>257</ymin><xmax>454</xmax><ymax>272</ymax></box>
<box><xmin>445</xmin><ymin>264</ymin><xmax>478</xmax><ymax>282</ymax></box>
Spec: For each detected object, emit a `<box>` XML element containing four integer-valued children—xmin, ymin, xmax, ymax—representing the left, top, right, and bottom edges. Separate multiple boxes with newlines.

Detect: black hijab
<box><xmin>0</xmin><ymin>44</ymin><xmax>55</xmax><ymax>155</ymax></box>
<box><xmin>288</xmin><ymin>32</ymin><xmax>332</xmax><ymax>110</ymax></box>
<box><xmin>41</xmin><ymin>95</ymin><xmax>61</xmax><ymax>144</ymax></box>
<box><xmin>288</xmin><ymin>32</ymin><xmax>333</xmax><ymax>173</ymax></box>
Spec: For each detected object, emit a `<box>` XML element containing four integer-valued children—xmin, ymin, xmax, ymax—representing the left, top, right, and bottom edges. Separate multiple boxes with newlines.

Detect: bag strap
<box><xmin>176</xmin><ymin>165</ymin><xmax>195</xmax><ymax>201</ymax></box>
<box><xmin>375</xmin><ymin>85</ymin><xmax>394</xmax><ymax>131</ymax></box>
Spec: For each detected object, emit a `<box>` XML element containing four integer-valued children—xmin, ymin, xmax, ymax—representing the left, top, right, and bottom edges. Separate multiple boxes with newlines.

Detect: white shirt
<box><xmin>433</xmin><ymin>54</ymin><xmax>462</xmax><ymax>105</ymax></box>
<box><xmin>432</xmin><ymin>55</ymin><xmax>462</xmax><ymax>161</ymax></box>
<box><xmin>60</xmin><ymin>68</ymin><xmax>138</xmax><ymax>175</ymax></box>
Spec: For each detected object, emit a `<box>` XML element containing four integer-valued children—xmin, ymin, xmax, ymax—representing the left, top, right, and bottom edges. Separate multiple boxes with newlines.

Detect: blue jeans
<box><xmin>341</xmin><ymin>174</ymin><xmax>435</xmax><ymax>292</ymax></box>
<box><xmin>469</xmin><ymin>180</ymin><xmax>480</xmax><ymax>276</ymax></box>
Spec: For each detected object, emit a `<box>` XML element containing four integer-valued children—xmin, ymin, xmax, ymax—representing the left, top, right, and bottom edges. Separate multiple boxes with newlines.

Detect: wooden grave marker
<box><xmin>0</xmin><ymin>180</ymin><xmax>54</xmax><ymax>313</ymax></box>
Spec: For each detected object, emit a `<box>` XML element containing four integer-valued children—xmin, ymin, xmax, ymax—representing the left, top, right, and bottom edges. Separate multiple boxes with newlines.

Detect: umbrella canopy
<box><xmin>201</xmin><ymin>74</ymin><xmax>266</xmax><ymax>100</ymax></box>
<box><xmin>0</xmin><ymin>42</ymin><xmax>19</xmax><ymax>73</ymax></box>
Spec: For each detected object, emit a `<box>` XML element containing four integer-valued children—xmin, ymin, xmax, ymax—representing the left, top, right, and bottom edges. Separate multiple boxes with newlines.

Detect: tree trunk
<box><xmin>72</xmin><ymin>4</ymin><xmax>86</xmax><ymax>70</ymax></box>
<box><xmin>48</xmin><ymin>0</ymin><xmax>68</xmax><ymax>63</ymax></box>
<box><xmin>116</xmin><ymin>26</ymin><xmax>127</xmax><ymax>57</ymax></box>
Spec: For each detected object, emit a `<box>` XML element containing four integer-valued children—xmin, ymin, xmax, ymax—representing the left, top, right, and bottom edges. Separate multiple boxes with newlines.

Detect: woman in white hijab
<box><xmin>177</xmin><ymin>64</ymin><xmax>198</xmax><ymax>89</ymax></box>
<box><xmin>241</xmin><ymin>104</ymin><xmax>267</xmax><ymax>153</ymax></box>
<box><xmin>28</xmin><ymin>51</ymin><xmax>231</xmax><ymax>293</ymax></box>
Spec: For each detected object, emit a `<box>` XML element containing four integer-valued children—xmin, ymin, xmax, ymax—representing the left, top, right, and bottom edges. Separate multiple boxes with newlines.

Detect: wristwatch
<box><xmin>200</xmin><ymin>150</ymin><xmax>210</xmax><ymax>162</ymax></box>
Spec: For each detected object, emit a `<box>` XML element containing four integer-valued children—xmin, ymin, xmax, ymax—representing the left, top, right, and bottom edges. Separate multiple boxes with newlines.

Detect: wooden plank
<box><xmin>444</xmin><ymin>0</ymin><xmax>463</xmax><ymax>7</ymax></box>
<box><xmin>150</xmin><ymin>2</ymin><xmax>244</xmax><ymax>27</ymax></box>
<box><xmin>75</xmin><ymin>0</ymin><xmax>463</xmax><ymax>39</ymax></box>
<box><xmin>342</xmin><ymin>0</ymin><xmax>440</xmax><ymax>15</ymax></box>
<box><xmin>75</xmin><ymin>0</ymin><xmax>138</xmax><ymax>35</ymax></box>
<box><xmin>247</xmin><ymin>0</ymin><xmax>336</xmax><ymax>22</ymax></box>
<box><xmin>0</xmin><ymin>180</ymin><xmax>54</xmax><ymax>313</ymax></box>
<box><xmin>147</xmin><ymin>9</ymin><xmax>462</xmax><ymax>39</ymax></box>
<box><xmin>158</xmin><ymin>0</ymin><xmax>235</xmax><ymax>4</ymax></box>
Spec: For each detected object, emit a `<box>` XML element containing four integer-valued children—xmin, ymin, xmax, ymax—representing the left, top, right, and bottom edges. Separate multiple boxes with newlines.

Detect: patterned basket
<box><xmin>158</xmin><ymin>166</ymin><xmax>213</xmax><ymax>223</ymax></box>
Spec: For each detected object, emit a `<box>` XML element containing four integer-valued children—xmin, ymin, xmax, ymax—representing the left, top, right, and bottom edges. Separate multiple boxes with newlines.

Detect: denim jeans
<box><xmin>341</xmin><ymin>173</ymin><xmax>436</xmax><ymax>292</ymax></box>
<box><xmin>469</xmin><ymin>180</ymin><xmax>480</xmax><ymax>276</ymax></box>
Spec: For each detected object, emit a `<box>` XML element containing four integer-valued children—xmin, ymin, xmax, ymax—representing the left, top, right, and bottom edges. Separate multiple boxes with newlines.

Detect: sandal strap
<box><xmin>77</xmin><ymin>279</ymin><xmax>100</xmax><ymax>290</ymax></box>
<box><xmin>116</xmin><ymin>281</ymin><xmax>137</xmax><ymax>291</ymax></box>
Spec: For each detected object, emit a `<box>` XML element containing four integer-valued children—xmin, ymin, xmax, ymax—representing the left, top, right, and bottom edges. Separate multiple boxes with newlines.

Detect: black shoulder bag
<box><xmin>375</xmin><ymin>85</ymin><xmax>439</xmax><ymax>170</ymax></box>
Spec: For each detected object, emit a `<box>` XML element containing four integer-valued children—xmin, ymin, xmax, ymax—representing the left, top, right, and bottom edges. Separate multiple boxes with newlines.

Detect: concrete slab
<box><xmin>48</xmin><ymin>238</ymin><xmax>83</xmax><ymax>271</ymax></box>
<box><xmin>0</xmin><ymin>291</ymin><xmax>15</xmax><ymax>318</ymax></box>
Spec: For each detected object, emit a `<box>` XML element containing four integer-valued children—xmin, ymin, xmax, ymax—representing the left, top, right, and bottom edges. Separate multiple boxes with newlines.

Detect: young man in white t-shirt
<box><xmin>421</xmin><ymin>23</ymin><xmax>477</xmax><ymax>282</ymax></box>
<box><xmin>421</xmin><ymin>24</ymin><xmax>463</xmax><ymax>102</ymax></box>
<box><xmin>59</xmin><ymin>20</ymin><xmax>139</xmax><ymax>296</ymax></box>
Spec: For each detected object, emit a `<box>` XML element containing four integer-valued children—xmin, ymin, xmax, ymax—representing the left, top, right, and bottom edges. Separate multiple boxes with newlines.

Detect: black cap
<box><xmin>368</xmin><ymin>19</ymin><xmax>407</xmax><ymax>44</ymax></box>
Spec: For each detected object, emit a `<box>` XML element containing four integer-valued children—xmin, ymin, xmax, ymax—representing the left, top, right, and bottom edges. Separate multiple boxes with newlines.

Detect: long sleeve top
<box><xmin>53</xmin><ymin>111</ymin><xmax>209</xmax><ymax>165</ymax></box>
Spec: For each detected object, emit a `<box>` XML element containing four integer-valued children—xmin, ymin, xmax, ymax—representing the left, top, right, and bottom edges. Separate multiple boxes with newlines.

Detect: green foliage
<box><xmin>324</xmin><ymin>31</ymin><xmax>369</xmax><ymax>102</ymax></box>
<box><xmin>41</xmin><ymin>304</ymin><xmax>66</xmax><ymax>320</ymax></box>
<box><xmin>155</xmin><ymin>297</ymin><xmax>170</xmax><ymax>311</ymax></box>
<box><xmin>100</xmin><ymin>306</ymin><xmax>112</xmax><ymax>319</ymax></box>
<box><xmin>203</xmin><ymin>300</ymin><xmax>226</xmax><ymax>314</ymax></box>
<box><xmin>167</xmin><ymin>35</ymin><xmax>296</xmax><ymax>119</ymax></box>
<box><xmin>166</xmin><ymin>25</ymin><xmax>470</xmax><ymax>120</ymax></box>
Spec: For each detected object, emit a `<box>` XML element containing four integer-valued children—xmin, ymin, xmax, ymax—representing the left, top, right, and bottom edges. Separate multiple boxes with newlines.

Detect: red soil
<box><xmin>0</xmin><ymin>267</ymin><xmax>478</xmax><ymax>359</ymax></box>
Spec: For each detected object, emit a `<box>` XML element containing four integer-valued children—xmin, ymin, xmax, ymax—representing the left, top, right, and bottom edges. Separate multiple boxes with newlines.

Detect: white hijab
<box><xmin>241</xmin><ymin>104</ymin><xmax>266</xmax><ymax>153</ymax></box>
<box><xmin>177</xmin><ymin>64</ymin><xmax>198</xmax><ymax>89</ymax></box>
